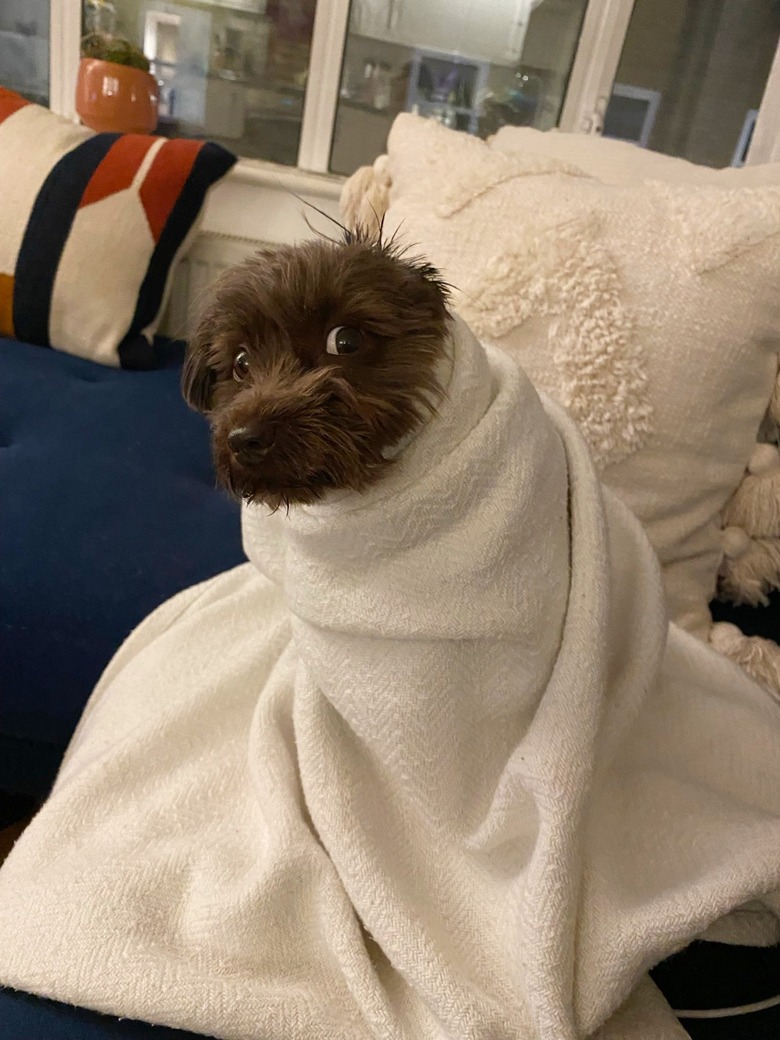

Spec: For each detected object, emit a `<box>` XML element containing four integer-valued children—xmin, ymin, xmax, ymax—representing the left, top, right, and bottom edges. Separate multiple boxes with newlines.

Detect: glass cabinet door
<box><xmin>330</xmin><ymin>0</ymin><xmax>590</xmax><ymax>175</ymax></box>
<box><xmin>105</xmin><ymin>0</ymin><xmax>316</xmax><ymax>165</ymax></box>
<box><xmin>0</xmin><ymin>0</ymin><xmax>50</xmax><ymax>105</ymax></box>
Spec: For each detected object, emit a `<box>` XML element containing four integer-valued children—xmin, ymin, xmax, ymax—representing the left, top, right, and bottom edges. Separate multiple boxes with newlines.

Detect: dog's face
<box><xmin>183</xmin><ymin>234</ymin><xmax>450</xmax><ymax>509</ymax></box>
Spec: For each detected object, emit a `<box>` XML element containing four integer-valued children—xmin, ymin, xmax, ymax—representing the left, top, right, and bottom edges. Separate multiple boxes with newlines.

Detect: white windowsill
<box><xmin>228</xmin><ymin>157</ymin><xmax>346</xmax><ymax>198</ymax></box>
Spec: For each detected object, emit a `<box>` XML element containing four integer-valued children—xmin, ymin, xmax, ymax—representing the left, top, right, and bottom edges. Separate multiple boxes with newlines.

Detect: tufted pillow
<box><xmin>0</xmin><ymin>88</ymin><xmax>236</xmax><ymax>368</ymax></box>
<box><xmin>489</xmin><ymin>123</ymin><xmax>780</xmax><ymax>188</ymax></box>
<box><xmin>341</xmin><ymin>115</ymin><xmax>780</xmax><ymax>689</ymax></box>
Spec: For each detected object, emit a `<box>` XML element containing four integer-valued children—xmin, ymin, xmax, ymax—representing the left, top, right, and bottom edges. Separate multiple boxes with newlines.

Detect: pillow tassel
<box><xmin>721</xmin><ymin>445</ymin><xmax>780</xmax><ymax>538</ymax></box>
<box><xmin>769</xmin><ymin>362</ymin><xmax>780</xmax><ymax>425</ymax></box>
<box><xmin>719</xmin><ymin>526</ymin><xmax>780</xmax><ymax>606</ymax></box>
<box><xmin>710</xmin><ymin>621</ymin><xmax>780</xmax><ymax>698</ymax></box>
<box><xmin>340</xmin><ymin>155</ymin><xmax>391</xmax><ymax>236</ymax></box>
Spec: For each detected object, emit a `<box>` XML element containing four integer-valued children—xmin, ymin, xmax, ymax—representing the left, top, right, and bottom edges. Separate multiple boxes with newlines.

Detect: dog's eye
<box><xmin>326</xmin><ymin>326</ymin><xmax>362</xmax><ymax>356</ymax></box>
<box><xmin>233</xmin><ymin>349</ymin><xmax>250</xmax><ymax>381</ymax></box>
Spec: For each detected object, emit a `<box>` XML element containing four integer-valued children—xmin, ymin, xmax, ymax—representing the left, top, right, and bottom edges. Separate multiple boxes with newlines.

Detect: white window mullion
<box><xmin>747</xmin><ymin>39</ymin><xmax>780</xmax><ymax>165</ymax></box>
<box><xmin>49</xmin><ymin>0</ymin><xmax>82</xmax><ymax>121</ymax></box>
<box><xmin>297</xmin><ymin>0</ymin><xmax>352</xmax><ymax>173</ymax></box>
<box><xmin>558</xmin><ymin>0</ymin><xmax>635</xmax><ymax>135</ymax></box>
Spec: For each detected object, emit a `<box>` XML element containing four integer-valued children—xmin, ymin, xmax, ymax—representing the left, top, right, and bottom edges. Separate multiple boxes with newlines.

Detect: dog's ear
<box><xmin>182</xmin><ymin>338</ymin><xmax>216</xmax><ymax>413</ymax></box>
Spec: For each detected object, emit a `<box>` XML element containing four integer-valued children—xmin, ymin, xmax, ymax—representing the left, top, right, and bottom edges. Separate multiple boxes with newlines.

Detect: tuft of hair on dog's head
<box><xmin>182</xmin><ymin>225</ymin><xmax>452</xmax><ymax>511</ymax></box>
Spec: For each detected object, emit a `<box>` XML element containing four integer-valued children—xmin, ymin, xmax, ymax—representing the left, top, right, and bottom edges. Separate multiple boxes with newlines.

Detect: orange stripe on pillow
<box><xmin>0</xmin><ymin>88</ymin><xmax>31</xmax><ymax>125</ymax></box>
<box><xmin>79</xmin><ymin>134</ymin><xmax>159</xmax><ymax>209</ymax></box>
<box><xmin>0</xmin><ymin>273</ymin><xmax>15</xmax><ymax>338</ymax></box>
<box><xmin>139</xmin><ymin>139</ymin><xmax>204</xmax><ymax>242</ymax></box>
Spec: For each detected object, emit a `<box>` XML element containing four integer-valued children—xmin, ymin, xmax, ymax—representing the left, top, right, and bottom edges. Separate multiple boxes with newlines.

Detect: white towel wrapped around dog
<box><xmin>0</xmin><ymin>317</ymin><xmax>779</xmax><ymax>1040</ymax></box>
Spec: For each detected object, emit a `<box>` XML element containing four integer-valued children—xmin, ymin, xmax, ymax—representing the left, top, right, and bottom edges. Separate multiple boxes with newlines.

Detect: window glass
<box><xmin>330</xmin><ymin>0</ymin><xmax>589</xmax><ymax>175</ymax></box>
<box><xmin>0</xmin><ymin>0</ymin><xmax>50</xmax><ymax>105</ymax></box>
<box><xmin>104</xmin><ymin>0</ymin><xmax>316</xmax><ymax>165</ymax></box>
<box><xmin>604</xmin><ymin>0</ymin><xmax>780</xmax><ymax>167</ymax></box>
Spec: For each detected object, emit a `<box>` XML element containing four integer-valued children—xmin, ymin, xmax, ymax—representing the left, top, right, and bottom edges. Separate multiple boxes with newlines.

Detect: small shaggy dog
<box><xmin>183</xmin><ymin>230</ymin><xmax>451</xmax><ymax>509</ymax></box>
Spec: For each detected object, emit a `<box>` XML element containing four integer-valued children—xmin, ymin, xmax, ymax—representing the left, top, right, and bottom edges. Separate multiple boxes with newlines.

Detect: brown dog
<box><xmin>182</xmin><ymin>230</ymin><xmax>451</xmax><ymax>510</ymax></box>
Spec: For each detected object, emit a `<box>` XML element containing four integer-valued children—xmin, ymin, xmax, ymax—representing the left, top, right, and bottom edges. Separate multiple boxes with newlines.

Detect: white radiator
<box><xmin>160</xmin><ymin>230</ymin><xmax>269</xmax><ymax>341</ymax></box>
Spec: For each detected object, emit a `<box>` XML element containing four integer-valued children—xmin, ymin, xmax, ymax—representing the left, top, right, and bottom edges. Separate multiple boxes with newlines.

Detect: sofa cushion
<box><xmin>0</xmin><ymin>337</ymin><xmax>244</xmax><ymax>795</ymax></box>
<box><xmin>0</xmin><ymin>88</ymin><xmax>235</xmax><ymax>368</ymax></box>
<box><xmin>0</xmin><ymin>988</ymin><xmax>216</xmax><ymax>1039</ymax></box>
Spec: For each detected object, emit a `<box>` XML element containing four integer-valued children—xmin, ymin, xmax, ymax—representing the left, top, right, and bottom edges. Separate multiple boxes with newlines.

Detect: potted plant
<box><xmin>76</xmin><ymin>30</ymin><xmax>159</xmax><ymax>135</ymax></box>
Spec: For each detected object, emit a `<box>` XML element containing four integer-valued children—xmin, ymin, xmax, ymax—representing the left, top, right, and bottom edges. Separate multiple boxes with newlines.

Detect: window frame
<box><xmin>297</xmin><ymin>0</ymin><xmax>351</xmax><ymax>172</ymax></box>
<box><xmin>750</xmin><ymin>39</ymin><xmax>780</xmax><ymax>165</ymax></box>
<box><xmin>49</xmin><ymin>0</ymin><xmax>81</xmax><ymax>121</ymax></box>
<box><xmin>557</xmin><ymin>0</ymin><xmax>635</xmax><ymax>135</ymax></box>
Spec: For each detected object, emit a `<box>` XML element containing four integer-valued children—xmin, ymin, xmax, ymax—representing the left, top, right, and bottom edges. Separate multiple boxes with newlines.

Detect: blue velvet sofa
<box><xmin>1</xmin><ymin>334</ymin><xmax>779</xmax><ymax>1039</ymax></box>
<box><xmin>1</xmin><ymin>332</ymin><xmax>776</xmax><ymax>803</ymax></box>
<box><xmin>0</xmin><ymin>335</ymin><xmax>245</xmax><ymax>1036</ymax></box>
<box><xmin>0</xmin><ymin>335</ymin><xmax>244</xmax><ymax>801</ymax></box>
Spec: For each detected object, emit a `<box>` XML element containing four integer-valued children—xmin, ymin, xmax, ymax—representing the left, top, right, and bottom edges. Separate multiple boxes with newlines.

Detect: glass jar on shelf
<box><xmin>84</xmin><ymin>0</ymin><xmax>117</xmax><ymax>37</ymax></box>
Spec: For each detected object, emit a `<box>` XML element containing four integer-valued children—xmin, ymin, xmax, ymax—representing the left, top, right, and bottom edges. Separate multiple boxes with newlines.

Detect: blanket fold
<box><xmin>0</xmin><ymin>317</ymin><xmax>779</xmax><ymax>1040</ymax></box>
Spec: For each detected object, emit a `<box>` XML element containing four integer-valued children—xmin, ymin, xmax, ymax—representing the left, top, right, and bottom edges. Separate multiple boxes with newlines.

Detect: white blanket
<box><xmin>1</xmin><ymin>317</ymin><xmax>780</xmax><ymax>1040</ymax></box>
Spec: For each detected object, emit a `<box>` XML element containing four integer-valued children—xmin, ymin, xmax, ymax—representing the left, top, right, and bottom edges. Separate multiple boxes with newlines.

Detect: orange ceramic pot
<box><xmin>76</xmin><ymin>57</ymin><xmax>159</xmax><ymax>135</ymax></box>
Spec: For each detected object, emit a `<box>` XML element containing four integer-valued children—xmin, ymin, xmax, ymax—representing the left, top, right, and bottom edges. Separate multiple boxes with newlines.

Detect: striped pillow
<box><xmin>0</xmin><ymin>88</ymin><xmax>236</xmax><ymax>368</ymax></box>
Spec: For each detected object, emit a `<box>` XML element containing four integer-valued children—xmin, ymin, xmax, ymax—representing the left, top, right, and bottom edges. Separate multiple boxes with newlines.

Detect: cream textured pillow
<box><xmin>341</xmin><ymin>115</ymin><xmax>780</xmax><ymax>687</ymax></box>
<box><xmin>490</xmin><ymin>124</ymin><xmax>779</xmax><ymax>188</ymax></box>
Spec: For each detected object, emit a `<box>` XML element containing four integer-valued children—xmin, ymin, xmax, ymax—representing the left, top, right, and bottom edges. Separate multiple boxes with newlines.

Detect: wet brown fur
<box><xmin>183</xmin><ymin>228</ymin><xmax>451</xmax><ymax>510</ymax></box>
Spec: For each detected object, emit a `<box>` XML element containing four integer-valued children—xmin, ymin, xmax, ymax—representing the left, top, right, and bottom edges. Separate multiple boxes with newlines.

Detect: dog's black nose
<box><xmin>228</xmin><ymin>423</ymin><xmax>276</xmax><ymax>460</ymax></box>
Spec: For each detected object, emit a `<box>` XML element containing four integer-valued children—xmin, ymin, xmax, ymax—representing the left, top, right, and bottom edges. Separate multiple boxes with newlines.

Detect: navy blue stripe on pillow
<box><xmin>118</xmin><ymin>142</ymin><xmax>236</xmax><ymax>370</ymax></box>
<box><xmin>13</xmin><ymin>133</ymin><xmax>120</xmax><ymax>347</ymax></box>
